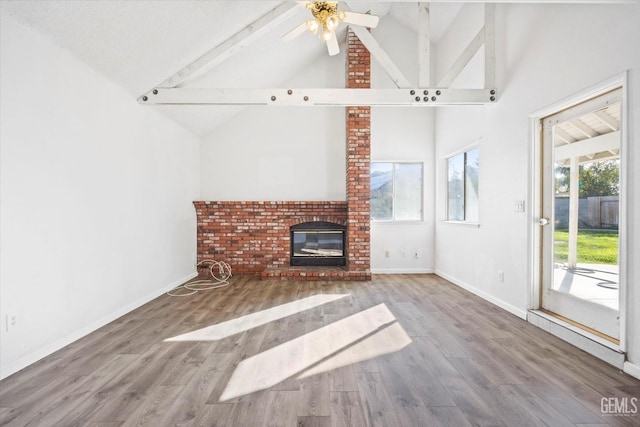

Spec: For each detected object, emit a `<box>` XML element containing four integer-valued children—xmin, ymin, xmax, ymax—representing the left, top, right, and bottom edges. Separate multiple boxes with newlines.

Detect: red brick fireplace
<box><xmin>194</xmin><ymin>29</ymin><xmax>371</xmax><ymax>281</ymax></box>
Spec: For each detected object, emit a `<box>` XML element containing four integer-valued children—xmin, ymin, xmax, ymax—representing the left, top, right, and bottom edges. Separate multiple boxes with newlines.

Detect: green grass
<box><xmin>554</xmin><ymin>230</ymin><xmax>618</xmax><ymax>265</ymax></box>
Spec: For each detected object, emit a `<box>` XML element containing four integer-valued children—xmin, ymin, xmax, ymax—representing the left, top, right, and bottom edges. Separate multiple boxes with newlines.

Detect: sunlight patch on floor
<box><xmin>218</xmin><ymin>303</ymin><xmax>411</xmax><ymax>401</ymax></box>
<box><xmin>164</xmin><ymin>293</ymin><xmax>350</xmax><ymax>342</ymax></box>
<box><xmin>298</xmin><ymin>321</ymin><xmax>410</xmax><ymax>379</ymax></box>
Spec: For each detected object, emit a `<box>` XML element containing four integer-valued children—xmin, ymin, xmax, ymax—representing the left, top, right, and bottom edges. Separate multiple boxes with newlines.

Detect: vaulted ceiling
<box><xmin>1</xmin><ymin>1</ymin><xmax>469</xmax><ymax>136</ymax></box>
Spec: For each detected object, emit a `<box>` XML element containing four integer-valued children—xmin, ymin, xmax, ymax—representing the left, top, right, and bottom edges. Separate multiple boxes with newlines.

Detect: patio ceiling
<box><xmin>554</xmin><ymin>102</ymin><xmax>621</xmax><ymax>166</ymax></box>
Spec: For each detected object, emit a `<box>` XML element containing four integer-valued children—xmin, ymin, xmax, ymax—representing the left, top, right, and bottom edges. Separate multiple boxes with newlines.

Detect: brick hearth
<box><xmin>194</xmin><ymin>29</ymin><xmax>371</xmax><ymax>281</ymax></box>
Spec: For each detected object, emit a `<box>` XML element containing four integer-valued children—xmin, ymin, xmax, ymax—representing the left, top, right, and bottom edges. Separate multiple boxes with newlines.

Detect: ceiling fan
<box><xmin>282</xmin><ymin>1</ymin><xmax>380</xmax><ymax>56</ymax></box>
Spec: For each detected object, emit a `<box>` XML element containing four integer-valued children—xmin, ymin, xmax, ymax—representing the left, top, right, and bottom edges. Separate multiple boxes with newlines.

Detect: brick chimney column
<box><xmin>345</xmin><ymin>29</ymin><xmax>371</xmax><ymax>278</ymax></box>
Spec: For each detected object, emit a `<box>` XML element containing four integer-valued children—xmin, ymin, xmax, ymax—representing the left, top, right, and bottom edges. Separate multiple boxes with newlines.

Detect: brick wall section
<box><xmin>345</xmin><ymin>29</ymin><xmax>371</xmax><ymax>276</ymax></box>
<box><xmin>346</xmin><ymin>30</ymin><xmax>370</xmax><ymax>88</ymax></box>
<box><xmin>194</xmin><ymin>201</ymin><xmax>347</xmax><ymax>274</ymax></box>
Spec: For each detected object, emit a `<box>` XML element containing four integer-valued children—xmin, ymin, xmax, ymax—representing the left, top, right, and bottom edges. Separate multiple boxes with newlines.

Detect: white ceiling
<box><xmin>1</xmin><ymin>1</ymin><xmax>464</xmax><ymax>136</ymax></box>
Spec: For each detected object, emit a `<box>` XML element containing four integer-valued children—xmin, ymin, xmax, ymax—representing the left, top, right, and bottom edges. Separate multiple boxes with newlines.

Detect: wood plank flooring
<box><xmin>1</xmin><ymin>274</ymin><xmax>639</xmax><ymax>426</ymax></box>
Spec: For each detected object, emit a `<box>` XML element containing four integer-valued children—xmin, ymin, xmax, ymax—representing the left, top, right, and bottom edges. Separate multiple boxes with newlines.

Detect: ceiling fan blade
<box><xmin>281</xmin><ymin>22</ymin><xmax>307</xmax><ymax>42</ymax></box>
<box><xmin>326</xmin><ymin>31</ymin><xmax>340</xmax><ymax>56</ymax></box>
<box><xmin>342</xmin><ymin>11</ymin><xmax>379</xmax><ymax>28</ymax></box>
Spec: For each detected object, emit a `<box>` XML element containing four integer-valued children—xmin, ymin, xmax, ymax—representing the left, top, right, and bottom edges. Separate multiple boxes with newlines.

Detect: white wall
<box><xmin>370</xmin><ymin>106</ymin><xmax>435</xmax><ymax>273</ymax></box>
<box><xmin>200</xmin><ymin>105</ymin><xmax>346</xmax><ymax>201</ymax></box>
<box><xmin>433</xmin><ymin>3</ymin><xmax>640</xmax><ymax>367</ymax></box>
<box><xmin>0</xmin><ymin>14</ymin><xmax>200</xmax><ymax>379</ymax></box>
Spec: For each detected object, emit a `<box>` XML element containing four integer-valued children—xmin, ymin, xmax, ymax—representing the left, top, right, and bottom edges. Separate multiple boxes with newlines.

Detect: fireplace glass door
<box><xmin>290</xmin><ymin>222</ymin><xmax>346</xmax><ymax>266</ymax></box>
<box><xmin>293</xmin><ymin>231</ymin><xmax>344</xmax><ymax>257</ymax></box>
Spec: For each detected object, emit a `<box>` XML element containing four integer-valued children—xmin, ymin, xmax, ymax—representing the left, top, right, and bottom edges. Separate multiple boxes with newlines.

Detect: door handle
<box><xmin>538</xmin><ymin>218</ymin><xmax>550</xmax><ymax>226</ymax></box>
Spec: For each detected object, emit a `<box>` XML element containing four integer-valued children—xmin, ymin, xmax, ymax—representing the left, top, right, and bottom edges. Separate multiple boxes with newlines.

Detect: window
<box><xmin>371</xmin><ymin>162</ymin><xmax>423</xmax><ymax>221</ymax></box>
<box><xmin>447</xmin><ymin>147</ymin><xmax>479</xmax><ymax>222</ymax></box>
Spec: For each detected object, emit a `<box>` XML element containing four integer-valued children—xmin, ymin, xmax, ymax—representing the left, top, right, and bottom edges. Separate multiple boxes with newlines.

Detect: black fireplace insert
<box><xmin>290</xmin><ymin>221</ymin><xmax>346</xmax><ymax>267</ymax></box>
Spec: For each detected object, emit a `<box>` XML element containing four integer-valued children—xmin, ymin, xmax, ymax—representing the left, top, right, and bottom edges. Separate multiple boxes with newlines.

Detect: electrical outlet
<box><xmin>384</xmin><ymin>250</ymin><xmax>390</xmax><ymax>258</ymax></box>
<box><xmin>414</xmin><ymin>252</ymin><xmax>419</xmax><ymax>259</ymax></box>
<box><xmin>6</xmin><ymin>314</ymin><xmax>17</xmax><ymax>332</ymax></box>
<box><xmin>514</xmin><ymin>201</ymin><xmax>525</xmax><ymax>212</ymax></box>
<box><xmin>497</xmin><ymin>271</ymin><xmax>504</xmax><ymax>282</ymax></box>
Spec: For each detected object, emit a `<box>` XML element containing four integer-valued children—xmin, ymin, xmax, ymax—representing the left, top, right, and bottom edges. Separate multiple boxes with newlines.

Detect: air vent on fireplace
<box><xmin>290</xmin><ymin>221</ymin><xmax>346</xmax><ymax>267</ymax></box>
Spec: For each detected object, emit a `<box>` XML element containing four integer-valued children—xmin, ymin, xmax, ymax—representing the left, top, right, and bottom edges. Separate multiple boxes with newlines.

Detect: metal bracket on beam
<box><xmin>138</xmin><ymin>88</ymin><xmax>498</xmax><ymax>106</ymax></box>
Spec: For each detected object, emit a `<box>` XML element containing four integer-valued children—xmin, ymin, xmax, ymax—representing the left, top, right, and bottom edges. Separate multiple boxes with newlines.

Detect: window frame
<box><xmin>370</xmin><ymin>161</ymin><xmax>424</xmax><ymax>222</ymax></box>
<box><xmin>445</xmin><ymin>145</ymin><xmax>480</xmax><ymax>225</ymax></box>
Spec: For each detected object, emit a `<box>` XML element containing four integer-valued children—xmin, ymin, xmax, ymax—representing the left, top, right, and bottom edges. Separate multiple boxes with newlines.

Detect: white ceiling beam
<box><xmin>349</xmin><ymin>25</ymin><xmax>412</xmax><ymax>89</ymax></box>
<box><xmin>437</xmin><ymin>27</ymin><xmax>485</xmax><ymax>88</ymax></box>
<box><xmin>554</xmin><ymin>127</ymin><xmax>577</xmax><ymax>144</ymax></box>
<box><xmin>593</xmin><ymin>110</ymin><xmax>620</xmax><ymax>131</ymax></box>
<box><xmin>418</xmin><ymin>3</ymin><xmax>430</xmax><ymax>87</ymax></box>
<box><xmin>138</xmin><ymin>1</ymin><xmax>298</xmax><ymax>98</ymax></box>
<box><xmin>568</xmin><ymin>118</ymin><xmax>599</xmax><ymax>138</ymax></box>
<box><xmin>484</xmin><ymin>3</ymin><xmax>495</xmax><ymax>89</ymax></box>
<box><xmin>139</xmin><ymin>87</ymin><xmax>496</xmax><ymax>106</ymax></box>
<box><xmin>572</xmin><ymin>151</ymin><xmax>619</xmax><ymax>164</ymax></box>
<box><xmin>555</xmin><ymin>131</ymin><xmax>620</xmax><ymax>161</ymax></box>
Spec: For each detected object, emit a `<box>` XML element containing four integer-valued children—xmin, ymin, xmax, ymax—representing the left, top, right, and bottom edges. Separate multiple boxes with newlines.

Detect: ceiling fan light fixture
<box><xmin>306</xmin><ymin>19</ymin><xmax>319</xmax><ymax>34</ymax></box>
<box><xmin>308</xmin><ymin>2</ymin><xmax>341</xmax><ymax>36</ymax></box>
<box><xmin>326</xmin><ymin>15</ymin><xmax>340</xmax><ymax>31</ymax></box>
<box><xmin>283</xmin><ymin>1</ymin><xmax>379</xmax><ymax>56</ymax></box>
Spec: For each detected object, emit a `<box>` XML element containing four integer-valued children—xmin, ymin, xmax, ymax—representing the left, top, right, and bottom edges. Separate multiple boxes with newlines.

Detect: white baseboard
<box><xmin>624</xmin><ymin>361</ymin><xmax>640</xmax><ymax>380</ymax></box>
<box><xmin>434</xmin><ymin>270</ymin><xmax>527</xmax><ymax>320</ymax></box>
<box><xmin>0</xmin><ymin>271</ymin><xmax>197</xmax><ymax>380</ymax></box>
<box><xmin>371</xmin><ymin>268</ymin><xmax>434</xmax><ymax>274</ymax></box>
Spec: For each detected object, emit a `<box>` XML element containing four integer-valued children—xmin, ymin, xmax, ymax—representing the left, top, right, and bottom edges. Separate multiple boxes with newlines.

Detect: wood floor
<box><xmin>1</xmin><ymin>274</ymin><xmax>639</xmax><ymax>426</ymax></box>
